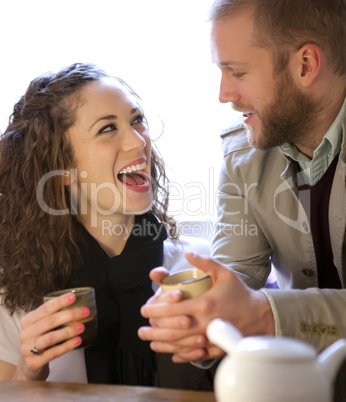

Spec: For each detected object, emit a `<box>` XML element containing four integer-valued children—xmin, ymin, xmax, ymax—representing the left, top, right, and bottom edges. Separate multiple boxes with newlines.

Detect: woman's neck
<box><xmin>80</xmin><ymin>213</ymin><xmax>136</xmax><ymax>258</ymax></box>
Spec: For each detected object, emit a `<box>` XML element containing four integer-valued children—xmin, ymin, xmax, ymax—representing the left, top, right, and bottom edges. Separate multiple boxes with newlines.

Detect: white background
<box><xmin>0</xmin><ymin>0</ymin><xmax>240</xmax><ymax>221</ymax></box>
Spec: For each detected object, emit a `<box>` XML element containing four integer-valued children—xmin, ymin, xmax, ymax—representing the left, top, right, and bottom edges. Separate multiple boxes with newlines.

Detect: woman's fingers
<box><xmin>15</xmin><ymin>292</ymin><xmax>91</xmax><ymax>381</ymax></box>
<box><xmin>18</xmin><ymin>321</ymin><xmax>86</xmax><ymax>380</ymax></box>
<box><xmin>20</xmin><ymin>294</ymin><xmax>91</xmax><ymax>363</ymax></box>
<box><xmin>25</xmin><ymin>322</ymin><xmax>85</xmax><ymax>356</ymax></box>
<box><xmin>21</xmin><ymin>292</ymin><xmax>77</xmax><ymax>328</ymax></box>
<box><xmin>16</xmin><ymin>335</ymin><xmax>83</xmax><ymax>380</ymax></box>
<box><xmin>21</xmin><ymin>304</ymin><xmax>90</xmax><ymax>345</ymax></box>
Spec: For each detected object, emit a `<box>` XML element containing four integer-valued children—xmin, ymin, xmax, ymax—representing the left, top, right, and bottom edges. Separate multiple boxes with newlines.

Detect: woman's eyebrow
<box><xmin>88</xmin><ymin>108</ymin><xmax>139</xmax><ymax>131</ymax></box>
<box><xmin>88</xmin><ymin>115</ymin><xmax>117</xmax><ymax>131</ymax></box>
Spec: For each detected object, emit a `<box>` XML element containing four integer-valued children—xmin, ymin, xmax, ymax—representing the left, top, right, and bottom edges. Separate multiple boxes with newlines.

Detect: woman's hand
<box><xmin>13</xmin><ymin>292</ymin><xmax>90</xmax><ymax>381</ymax></box>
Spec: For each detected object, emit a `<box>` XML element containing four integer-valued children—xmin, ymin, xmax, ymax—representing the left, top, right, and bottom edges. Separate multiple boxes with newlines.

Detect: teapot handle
<box><xmin>207</xmin><ymin>319</ymin><xmax>243</xmax><ymax>355</ymax></box>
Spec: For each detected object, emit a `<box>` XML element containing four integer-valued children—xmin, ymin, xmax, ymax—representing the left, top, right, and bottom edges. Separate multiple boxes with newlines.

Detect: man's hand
<box><xmin>138</xmin><ymin>253</ymin><xmax>275</xmax><ymax>363</ymax></box>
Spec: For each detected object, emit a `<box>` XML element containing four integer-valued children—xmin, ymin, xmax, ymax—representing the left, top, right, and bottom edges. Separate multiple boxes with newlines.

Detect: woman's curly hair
<box><xmin>0</xmin><ymin>63</ymin><xmax>177</xmax><ymax>314</ymax></box>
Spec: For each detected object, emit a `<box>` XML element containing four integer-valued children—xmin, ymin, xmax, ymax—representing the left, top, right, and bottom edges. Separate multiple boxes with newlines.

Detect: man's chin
<box><xmin>245</xmin><ymin>127</ymin><xmax>261</xmax><ymax>149</ymax></box>
<box><xmin>245</xmin><ymin>127</ymin><xmax>275</xmax><ymax>150</ymax></box>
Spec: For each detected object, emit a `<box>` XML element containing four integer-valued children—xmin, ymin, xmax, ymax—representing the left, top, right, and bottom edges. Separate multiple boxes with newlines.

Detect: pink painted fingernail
<box><xmin>74</xmin><ymin>337</ymin><xmax>82</xmax><ymax>346</ymax></box>
<box><xmin>76</xmin><ymin>323</ymin><xmax>84</xmax><ymax>332</ymax></box>
<box><xmin>67</xmin><ymin>293</ymin><xmax>75</xmax><ymax>302</ymax></box>
<box><xmin>81</xmin><ymin>307</ymin><xmax>90</xmax><ymax>316</ymax></box>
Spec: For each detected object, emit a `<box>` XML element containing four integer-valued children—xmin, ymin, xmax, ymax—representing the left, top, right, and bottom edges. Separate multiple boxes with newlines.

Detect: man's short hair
<box><xmin>209</xmin><ymin>0</ymin><xmax>346</xmax><ymax>76</ymax></box>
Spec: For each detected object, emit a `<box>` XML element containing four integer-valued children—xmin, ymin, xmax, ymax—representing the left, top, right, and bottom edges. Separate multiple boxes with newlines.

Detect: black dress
<box><xmin>67</xmin><ymin>212</ymin><xmax>216</xmax><ymax>390</ymax></box>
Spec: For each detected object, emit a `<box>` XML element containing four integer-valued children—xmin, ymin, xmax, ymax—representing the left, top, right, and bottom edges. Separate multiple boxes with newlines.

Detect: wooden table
<box><xmin>0</xmin><ymin>381</ymin><xmax>216</xmax><ymax>401</ymax></box>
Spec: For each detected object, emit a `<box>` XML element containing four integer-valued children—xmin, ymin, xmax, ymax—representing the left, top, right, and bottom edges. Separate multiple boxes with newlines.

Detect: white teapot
<box><xmin>207</xmin><ymin>319</ymin><xmax>346</xmax><ymax>402</ymax></box>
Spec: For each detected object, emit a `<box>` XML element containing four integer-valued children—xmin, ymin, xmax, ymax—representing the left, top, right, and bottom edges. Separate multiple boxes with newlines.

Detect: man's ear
<box><xmin>294</xmin><ymin>44</ymin><xmax>321</xmax><ymax>87</ymax></box>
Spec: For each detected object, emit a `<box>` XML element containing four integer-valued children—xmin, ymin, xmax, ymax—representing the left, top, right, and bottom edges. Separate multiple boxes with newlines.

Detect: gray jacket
<box><xmin>212</xmin><ymin>110</ymin><xmax>345</xmax><ymax>352</ymax></box>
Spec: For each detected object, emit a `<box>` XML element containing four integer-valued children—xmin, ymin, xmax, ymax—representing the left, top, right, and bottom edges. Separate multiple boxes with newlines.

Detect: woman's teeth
<box><xmin>119</xmin><ymin>162</ymin><xmax>146</xmax><ymax>174</ymax></box>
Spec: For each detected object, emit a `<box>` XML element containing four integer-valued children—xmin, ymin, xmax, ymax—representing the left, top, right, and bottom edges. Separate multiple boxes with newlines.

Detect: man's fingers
<box><xmin>149</xmin><ymin>315</ymin><xmax>191</xmax><ymax>329</ymax></box>
<box><xmin>141</xmin><ymin>297</ymin><xmax>187</xmax><ymax>319</ymax></box>
<box><xmin>149</xmin><ymin>267</ymin><xmax>170</xmax><ymax>284</ymax></box>
<box><xmin>138</xmin><ymin>326</ymin><xmax>189</xmax><ymax>342</ymax></box>
<box><xmin>172</xmin><ymin>344</ymin><xmax>225</xmax><ymax>363</ymax></box>
<box><xmin>171</xmin><ymin>348</ymin><xmax>208</xmax><ymax>363</ymax></box>
<box><xmin>148</xmin><ymin>334</ymin><xmax>208</xmax><ymax>353</ymax></box>
<box><xmin>185</xmin><ymin>253</ymin><xmax>235</xmax><ymax>283</ymax></box>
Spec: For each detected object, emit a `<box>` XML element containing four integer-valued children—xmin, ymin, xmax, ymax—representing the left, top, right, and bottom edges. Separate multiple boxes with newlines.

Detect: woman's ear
<box><xmin>64</xmin><ymin>169</ymin><xmax>75</xmax><ymax>186</ymax></box>
<box><xmin>294</xmin><ymin>44</ymin><xmax>321</xmax><ymax>87</ymax></box>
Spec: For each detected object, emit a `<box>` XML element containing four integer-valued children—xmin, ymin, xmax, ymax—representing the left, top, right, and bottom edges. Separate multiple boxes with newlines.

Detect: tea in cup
<box><xmin>161</xmin><ymin>268</ymin><xmax>212</xmax><ymax>299</ymax></box>
<box><xmin>44</xmin><ymin>287</ymin><xmax>97</xmax><ymax>348</ymax></box>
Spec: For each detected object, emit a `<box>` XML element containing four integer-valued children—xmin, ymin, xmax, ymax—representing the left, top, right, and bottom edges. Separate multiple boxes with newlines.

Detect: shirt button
<box><xmin>302</xmin><ymin>222</ymin><xmax>309</xmax><ymax>232</ymax></box>
<box><xmin>318</xmin><ymin>325</ymin><xmax>328</xmax><ymax>335</ymax></box>
<box><xmin>302</xmin><ymin>269</ymin><xmax>314</xmax><ymax>277</ymax></box>
<box><xmin>300</xmin><ymin>322</ymin><xmax>310</xmax><ymax>333</ymax></box>
<box><xmin>329</xmin><ymin>326</ymin><xmax>339</xmax><ymax>336</ymax></box>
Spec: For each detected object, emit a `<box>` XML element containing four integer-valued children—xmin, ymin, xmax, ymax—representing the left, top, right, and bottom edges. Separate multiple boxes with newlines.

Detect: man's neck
<box><xmin>294</xmin><ymin>91</ymin><xmax>345</xmax><ymax>158</ymax></box>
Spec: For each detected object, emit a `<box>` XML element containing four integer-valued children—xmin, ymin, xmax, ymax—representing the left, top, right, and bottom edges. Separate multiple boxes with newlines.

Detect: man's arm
<box><xmin>140</xmin><ymin>253</ymin><xmax>346</xmax><ymax>362</ymax></box>
<box><xmin>262</xmin><ymin>287</ymin><xmax>346</xmax><ymax>353</ymax></box>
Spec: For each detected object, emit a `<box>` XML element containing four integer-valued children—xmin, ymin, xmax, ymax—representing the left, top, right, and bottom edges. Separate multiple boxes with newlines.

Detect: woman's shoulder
<box><xmin>0</xmin><ymin>297</ymin><xmax>24</xmax><ymax>327</ymax></box>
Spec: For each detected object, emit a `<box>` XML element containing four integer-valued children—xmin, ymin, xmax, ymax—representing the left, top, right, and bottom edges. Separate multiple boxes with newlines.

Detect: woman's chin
<box><xmin>122</xmin><ymin>197</ymin><xmax>153</xmax><ymax>216</ymax></box>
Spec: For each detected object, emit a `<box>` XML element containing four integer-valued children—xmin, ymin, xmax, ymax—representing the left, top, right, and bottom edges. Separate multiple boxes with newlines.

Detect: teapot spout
<box><xmin>207</xmin><ymin>319</ymin><xmax>243</xmax><ymax>355</ymax></box>
<box><xmin>318</xmin><ymin>339</ymin><xmax>346</xmax><ymax>383</ymax></box>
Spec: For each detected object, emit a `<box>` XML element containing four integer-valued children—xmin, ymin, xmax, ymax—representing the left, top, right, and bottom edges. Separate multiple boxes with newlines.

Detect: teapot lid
<box><xmin>234</xmin><ymin>336</ymin><xmax>317</xmax><ymax>362</ymax></box>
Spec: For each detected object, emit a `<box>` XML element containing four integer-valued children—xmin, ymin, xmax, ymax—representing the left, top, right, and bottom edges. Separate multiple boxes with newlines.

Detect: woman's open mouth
<box><xmin>117</xmin><ymin>160</ymin><xmax>150</xmax><ymax>193</ymax></box>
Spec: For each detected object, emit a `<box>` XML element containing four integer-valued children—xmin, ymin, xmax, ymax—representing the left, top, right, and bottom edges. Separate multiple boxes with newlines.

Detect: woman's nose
<box><xmin>121</xmin><ymin>126</ymin><xmax>147</xmax><ymax>152</ymax></box>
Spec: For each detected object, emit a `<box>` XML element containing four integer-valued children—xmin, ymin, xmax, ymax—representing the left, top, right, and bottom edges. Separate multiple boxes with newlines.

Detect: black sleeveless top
<box><xmin>67</xmin><ymin>213</ymin><xmax>167</xmax><ymax>385</ymax></box>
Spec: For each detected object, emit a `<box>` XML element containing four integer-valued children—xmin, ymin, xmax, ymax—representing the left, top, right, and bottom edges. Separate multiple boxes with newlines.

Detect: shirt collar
<box><xmin>280</xmin><ymin>98</ymin><xmax>345</xmax><ymax>185</ymax></box>
<box><xmin>280</xmin><ymin>98</ymin><xmax>345</xmax><ymax>161</ymax></box>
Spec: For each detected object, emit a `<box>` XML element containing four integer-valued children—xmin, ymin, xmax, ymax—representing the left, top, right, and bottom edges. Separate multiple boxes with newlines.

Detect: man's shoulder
<box><xmin>220</xmin><ymin>120</ymin><xmax>252</xmax><ymax>155</ymax></box>
<box><xmin>220</xmin><ymin>123</ymin><xmax>280</xmax><ymax>161</ymax></box>
<box><xmin>219</xmin><ymin>123</ymin><xmax>287</xmax><ymax>184</ymax></box>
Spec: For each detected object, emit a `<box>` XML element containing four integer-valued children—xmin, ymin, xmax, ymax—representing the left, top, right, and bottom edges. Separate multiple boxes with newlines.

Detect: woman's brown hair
<box><xmin>0</xmin><ymin>63</ymin><xmax>177</xmax><ymax>314</ymax></box>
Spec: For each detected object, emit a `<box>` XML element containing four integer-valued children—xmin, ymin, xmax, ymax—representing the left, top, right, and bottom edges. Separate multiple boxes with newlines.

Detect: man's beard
<box><xmin>243</xmin><ymin>71</ymin><xmax>323</xmax><ymax>150</ymax></box>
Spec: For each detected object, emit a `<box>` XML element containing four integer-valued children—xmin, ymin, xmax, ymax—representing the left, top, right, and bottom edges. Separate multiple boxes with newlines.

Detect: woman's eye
<box><xmin>132</xmin><ymin>114</ymin><xmax>146</xmax><ymax>125</ymax></box>
<box><xmin>98</xmin><ymin>123</ymin><xmax>117</xmax><ymax>134</ymax></box>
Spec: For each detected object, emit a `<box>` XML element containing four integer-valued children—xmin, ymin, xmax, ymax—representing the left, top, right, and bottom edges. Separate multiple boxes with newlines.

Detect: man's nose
<box><xmin>219</xmin><ymin>73</ymin><xmax>240</xmax><ymax>104</ymax></box>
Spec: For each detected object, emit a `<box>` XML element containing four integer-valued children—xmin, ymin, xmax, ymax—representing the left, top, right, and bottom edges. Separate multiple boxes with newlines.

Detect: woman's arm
<box><xmin>0</xmin><ymin>360</ymin><xmax>16</xmax><ymax>381</ymax></box>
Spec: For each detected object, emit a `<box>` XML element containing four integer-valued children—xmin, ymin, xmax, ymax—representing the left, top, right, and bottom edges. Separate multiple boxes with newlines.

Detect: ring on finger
<box><xmin>30</xmin><ymin>338</ymin><xmax>42</xmax><ymax>356</ymax></box>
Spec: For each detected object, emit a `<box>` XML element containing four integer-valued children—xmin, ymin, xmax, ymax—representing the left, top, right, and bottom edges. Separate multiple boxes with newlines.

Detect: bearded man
<box><xmin>139</xmin><ymin>0</ymin><xmax>346</xmax><ymax>400</ymax></box>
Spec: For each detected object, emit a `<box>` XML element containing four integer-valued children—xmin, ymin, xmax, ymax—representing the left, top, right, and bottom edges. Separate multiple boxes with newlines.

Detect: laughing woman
<box><xmin>0</xmin><ymin>63</ymin><xmax>213</xmax><ymax>388</ymax></box>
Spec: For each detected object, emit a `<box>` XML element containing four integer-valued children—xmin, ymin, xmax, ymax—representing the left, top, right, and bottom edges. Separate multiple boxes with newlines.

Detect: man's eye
<box><xmin>98</xmin><ymin>123</ymin><xmax>117</xmax><ymax>134</ymax></box>
<box><xmin>233</xmin><ymin>72</ymin><xmax>245</xmax><ymax>78</ymax></box>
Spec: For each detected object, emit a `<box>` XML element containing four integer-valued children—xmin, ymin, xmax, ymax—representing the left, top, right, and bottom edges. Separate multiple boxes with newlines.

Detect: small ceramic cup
<box><xmin>44</xmin><ymin>287</ymin><xmax>98</xmax><ymax>348</ymax></box>
<box><xmin>161</xmin><ymin>268</ymin><xmax>212</xmax><ymax>299</ymax></box>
